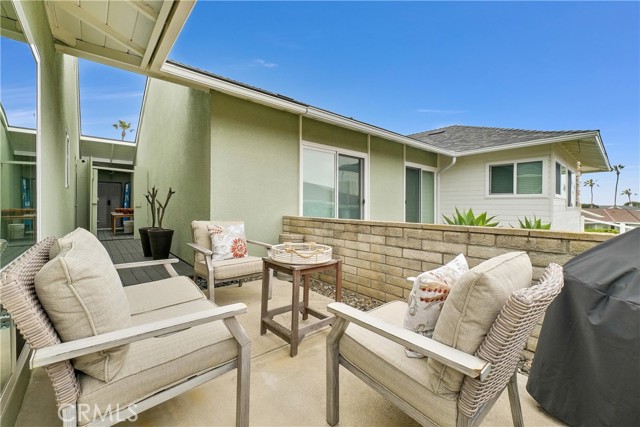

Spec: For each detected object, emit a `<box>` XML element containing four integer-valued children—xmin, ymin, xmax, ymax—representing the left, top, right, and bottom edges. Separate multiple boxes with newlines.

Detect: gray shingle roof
<box><xmin>409</xmin><ymin>125</ymin><xmax>597</xmax><ymax>153</ymax></box>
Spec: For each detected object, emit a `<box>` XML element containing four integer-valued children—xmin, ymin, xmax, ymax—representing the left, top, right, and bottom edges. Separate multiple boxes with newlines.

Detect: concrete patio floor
<box><xmin>15</xmin><ymin>277</ymin><xmax>564</xmax><ymax>426</ymax></box>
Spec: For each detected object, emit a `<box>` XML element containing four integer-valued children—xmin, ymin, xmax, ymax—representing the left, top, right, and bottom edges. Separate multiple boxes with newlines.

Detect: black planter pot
<box><xmin>148</xmin><ymin>228</ymin><xmax>174</xmax><ymax>260</ymax></box>
<box><xmin>138</xmin><ymin>227</ymin><xmax>158</xmax><ymax>257</ymax></box>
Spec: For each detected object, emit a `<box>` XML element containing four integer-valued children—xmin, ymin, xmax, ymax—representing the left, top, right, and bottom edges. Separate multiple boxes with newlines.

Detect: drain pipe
<box><xmin>436</xmin><ymin>156</ymin><xmax>457</xmax><ymax>224</ymax></box>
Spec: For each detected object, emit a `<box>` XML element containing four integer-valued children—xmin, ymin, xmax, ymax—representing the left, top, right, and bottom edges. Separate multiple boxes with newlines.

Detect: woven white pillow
<box><xmin>403</xmin><ymin>253</ymin><xmax>468</xmax><ymax>358</ymax></box>
<box><xmin>208</xmin><ymin>223</ymin><xmax>248</xmax><ymax>261</ymax></box>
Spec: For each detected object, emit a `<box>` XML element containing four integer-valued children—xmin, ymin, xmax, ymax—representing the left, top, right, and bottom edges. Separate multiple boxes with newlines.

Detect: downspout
<box><xmin>435</xmin><ymin>156</ymin><xmax>457</xmax><ymax>224</ymax></box>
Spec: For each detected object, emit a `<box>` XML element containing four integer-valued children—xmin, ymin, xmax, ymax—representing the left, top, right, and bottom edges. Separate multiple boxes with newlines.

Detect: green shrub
<box><xmin>517</xmin><ymin>216</ymin><xmax>551</xmax><ymax>230</ymax></box>
<box><xmin>624</xmin><ymin>201</ymin><xmax>640</xmax><ymax>207</ymax></box>
<box><xmin>442</xmin><ymin>208</ymin><xmax>499</xmax><ymax>227</ymax></box>
<box><xmin>585</xmin><ymin>228</ymin><xmax>619</xmax><ymax>234</ymax></box>
<box><xmin>581</xmin><ymin>203</ymin><xmax>600</xmax><ymax>208</ymax></box>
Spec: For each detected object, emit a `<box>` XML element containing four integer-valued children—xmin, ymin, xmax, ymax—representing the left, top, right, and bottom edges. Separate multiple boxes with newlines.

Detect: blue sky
<box><xmin>1</xmin><ymin>1</ymin><xmax>638</xmax><ymax>206</ymax></box>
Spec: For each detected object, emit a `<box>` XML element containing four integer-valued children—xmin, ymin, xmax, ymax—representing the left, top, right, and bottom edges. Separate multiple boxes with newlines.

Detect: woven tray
<box><xmin>271</xmin><ymin>242</ymin><xmax>332</xmax><ymax>265</ymax></box>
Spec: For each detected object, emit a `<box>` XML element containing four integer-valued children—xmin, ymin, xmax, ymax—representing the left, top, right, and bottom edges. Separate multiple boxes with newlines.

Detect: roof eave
<box><xmin>453</xmin><ymin>131</ymin><xmax>610</xmax><ymax>171</ymax></box>
<box><xmin>160</xmin><ymin>62</ymin><xmax>455</xmax><ymax>156</ymax></box>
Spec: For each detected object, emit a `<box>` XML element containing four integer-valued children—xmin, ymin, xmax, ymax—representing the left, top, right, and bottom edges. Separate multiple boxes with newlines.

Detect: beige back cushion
<box><xmin>426</xmin><ymin>251</ymin><xmax>532</xmax><ymax>397</ymax></box>
<box><xmin>191</xmin><ymin>220</ymin><xmax>243</xmax><ymax>263</ymax></box>
<box><xmin>35</xmin><ymin>228</ymin><xmax>131</xmax><ymax>382</ymax></box>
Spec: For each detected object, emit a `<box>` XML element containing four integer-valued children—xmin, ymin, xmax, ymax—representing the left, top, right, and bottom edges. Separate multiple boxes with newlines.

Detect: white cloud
<box><xmin>253</xmin><ymin>59</ymin><xmax>278</xmax><ymax>68</ymax></box>
<box><xmin>4</xmin><ymin>108</ymin><xmax>36</xmax><ymax>128</ymax></box>
<box><xmin>82</xmin><ymin>90</ymin><xmax>144</xmax><ymax>101</ymax></box>
<box><xmin>417</xmin><ymin>108</ymin><xmax>468</xmax><ymax>114</ymax></box>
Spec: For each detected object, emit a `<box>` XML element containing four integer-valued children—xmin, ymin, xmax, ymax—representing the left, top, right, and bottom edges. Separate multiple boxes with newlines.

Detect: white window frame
<box><xmin>299</xmin><ymin>141</ymin><xmax>369</xmax><ymax>220</ymax></box>
<box><xmin>404</xmin><ymin>162</ymin><xmax>437</xmax><ymax>223</ymax></box>
<box><xmin>485</xmin><ymin>157</ymin><xmax>546</xmax><ymax>198</ymax></box>
<box><xmin>554</xmin><ymin>159</ymin><xmax>577</xmax><ymax>207</ymax></box>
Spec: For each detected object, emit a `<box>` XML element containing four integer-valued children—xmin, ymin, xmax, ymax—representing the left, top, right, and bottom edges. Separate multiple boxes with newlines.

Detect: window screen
<box><xmin>517</xmin><ymin>161</ymin><xmax>543</xmax><ymax>194</ymax></box>
<box><xmin>490</xmin><ymin>164</ymin><xmax>514</xmax><ymax>194</ymax></box>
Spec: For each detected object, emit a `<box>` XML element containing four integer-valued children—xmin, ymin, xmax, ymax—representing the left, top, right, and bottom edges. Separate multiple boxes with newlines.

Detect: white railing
<box><xmin>581</xmin><ymin>216</ymin><xmax>638</xmax><ymax>233</ymax></box>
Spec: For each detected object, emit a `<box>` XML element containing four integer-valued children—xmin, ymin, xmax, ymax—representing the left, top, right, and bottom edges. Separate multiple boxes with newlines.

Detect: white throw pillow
<box><xmin>403</xmin><ymin>253</ymin><xmax>468</xmax><ymax>358</ymax></box>
<box><xmin>35</xmin><ymin>228</ymin><xmax>131</xmax><ymax>381</ymax></box>
<box><xmin>208</xmin><ymin>223</ymin><xmax>248</xmax><ymax>261</ymax></box>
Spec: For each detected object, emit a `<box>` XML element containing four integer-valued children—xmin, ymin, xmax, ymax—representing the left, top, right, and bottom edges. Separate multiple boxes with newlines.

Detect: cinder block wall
<box><xmin>282</xmin><ymin>216</ymin><xmax>613</xmax><ymax>357</ymax></box>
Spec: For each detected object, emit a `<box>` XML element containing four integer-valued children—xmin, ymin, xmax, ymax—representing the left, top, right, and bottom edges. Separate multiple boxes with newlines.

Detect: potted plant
<box><xmin>139</xmin><ymin>186</ymin><xmax>159</xmax><ymax>257</ymax></box>
<box><xmin>147</xmin><ymin>187</ymin><xmax>176</xmax><ymax>259</ymax></box>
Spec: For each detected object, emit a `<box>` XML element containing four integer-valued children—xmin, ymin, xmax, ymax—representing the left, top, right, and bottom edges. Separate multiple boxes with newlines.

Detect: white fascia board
<box><xmin>453</xmin><ymin>132</ymin><xmax>601</xmax><ymax>157</ymax></box>
<box><xmin>81</xmin><ymin>135</ymin><xmax>137</xmax><ymax>147</ymax></box>
<box><xmin>304</xmin><ymin>107</ymin><xmax>454</xmax><ymax>156</ymax></box>
<box><xmin>593</xmin><ymin>132</ymin><xmax>611</xmax><ymax>170</ymax></box>
<box><xmin>160</xmin><ymin>62</ymin><xmax>455</xmax><ymax>157</ymax></box>
<box><xmin>161</xmin><ymin>62</ymin><xmax>307</xmax><ymax>114</ymax></box>
<box><xmin>7</xmin><ymin>126</ymin><xmax>37</xmax><ymax>135</ymax></box>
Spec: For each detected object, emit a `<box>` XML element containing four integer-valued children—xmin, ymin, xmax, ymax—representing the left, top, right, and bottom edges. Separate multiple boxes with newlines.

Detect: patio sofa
<box><xmin>0</xmin><ymin>228</ymin><xmax>250</xmax><ymax>426</ymax></box>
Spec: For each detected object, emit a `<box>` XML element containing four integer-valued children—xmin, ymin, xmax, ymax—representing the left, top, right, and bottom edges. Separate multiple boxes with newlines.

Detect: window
<box><xmin>405</xmin><ymin>166</ymin><xmax>435</xmax><ymax>223</ymax></box>
<box><xmin>302</xmin><ymin>145</ymin><xmax>365</xmax><ymax>219</ymax></box>
<box><xmin>489</xmin><ymin>160</ymin><xmax>543</xmax><ymax>195</ymax></box>
<box><xmin>555</xmin><ymin>161</ymin><xmax>575</xmax><ymax>207</ymax></box>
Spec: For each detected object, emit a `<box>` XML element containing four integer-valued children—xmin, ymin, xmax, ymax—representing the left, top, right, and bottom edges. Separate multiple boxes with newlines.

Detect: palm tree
<box><xmin>621</xmin><ymin>188</ymin><xmax>635</xmax><ymax>204</ymax></box>
<box><xmin>612</xmin><ymin>164</ymin><xmax>624</xmax><ymax>208</ymax></box>
<box><xmin>583</xmin><ymin>179</ymin><xmax>598</xmax><ymax>205</ymax></box>
<box><xmin>112</xmin><ymin>120</ymin><xmax>134</xmax><ymax>141</ymax></box>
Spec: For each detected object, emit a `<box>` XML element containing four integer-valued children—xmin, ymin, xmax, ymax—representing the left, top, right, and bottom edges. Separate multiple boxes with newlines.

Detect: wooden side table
<box><xmin>260</xmin><ymin>257</ymin><xmax>342</xmax><ymax>357</ymax></box>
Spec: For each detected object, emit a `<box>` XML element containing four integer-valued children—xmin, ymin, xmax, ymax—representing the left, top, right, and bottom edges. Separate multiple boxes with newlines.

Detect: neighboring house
<box><xmin>410</xmin><ymin>126</ymin><xmax>611</xmax><ymax>231</ymax></box>
<box><xmin>582</xmin><ymin>207</ymin><xmax>640</xmax><ymax>232</ymax></box>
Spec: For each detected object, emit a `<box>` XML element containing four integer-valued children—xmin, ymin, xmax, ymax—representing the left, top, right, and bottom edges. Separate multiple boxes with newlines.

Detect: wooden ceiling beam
<box><xmin>54</xmin><ymin>1</ymin><xmax>146</xmax><ymax>56</ymax></box>
<box><xmin>140</xmin><ymin>0</ymin><xmax>174</xmax><ymax>69</ymax></box>
<box><xmin>127</xmin><ymin>0</ymin><xmax>159</xmax><ymax>21</ymax></box>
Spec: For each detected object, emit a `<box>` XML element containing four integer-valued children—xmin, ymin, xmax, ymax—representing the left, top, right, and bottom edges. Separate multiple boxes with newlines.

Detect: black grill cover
<box><xmin>527</xmin><ymin>228</ymin><xmax>640</xmax><ymax>426</ymax></box>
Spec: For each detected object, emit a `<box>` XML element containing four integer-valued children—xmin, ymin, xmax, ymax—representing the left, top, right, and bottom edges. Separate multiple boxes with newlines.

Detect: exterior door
<box><xmin>97</xmin><ymin>182</ymin><xmax>122</xmax><ymax>230</ymax></box>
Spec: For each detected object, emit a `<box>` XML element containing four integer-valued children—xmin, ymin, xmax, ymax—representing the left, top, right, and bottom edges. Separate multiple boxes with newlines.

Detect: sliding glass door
<box><xmin>405</xmin><ymin>166</ymin><xmax>435</xmax><ymax>223</ymax></box>
<box><xmin>303</xmin><ymin>146</ymin><xmax>364</xmax><ymax>220</ymax></box>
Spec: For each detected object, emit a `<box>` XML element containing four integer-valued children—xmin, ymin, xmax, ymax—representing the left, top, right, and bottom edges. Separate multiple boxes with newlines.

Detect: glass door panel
<box><xmin>303</xmin><ymin>148</ymin><xmax>335</xmax><ymax>218</ymax></box>
<box><xmin>421</xmin><ymin>170</ymin><xmax>435</xmax><ymax>223</ymax></box>
<box><xmin>338</xmin><ymin>154</ymin><xmax>363</xmax><ymax>219</ymax></box>
<box><xmin>405</xmin><ymin>167</ymin><xmax>420</xmax><ymax>223</ymax></box>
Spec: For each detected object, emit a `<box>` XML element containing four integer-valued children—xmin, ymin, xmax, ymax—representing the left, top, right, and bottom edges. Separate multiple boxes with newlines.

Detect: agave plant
<box><xmin>442</xmin><ymin>208</ymin><xmax>499</xmax><ymax>227</ymax></box>
<box><xmin>517</xmin><ymin>215</ymin><xmax>551</xmax><ymax>230</ymax></box>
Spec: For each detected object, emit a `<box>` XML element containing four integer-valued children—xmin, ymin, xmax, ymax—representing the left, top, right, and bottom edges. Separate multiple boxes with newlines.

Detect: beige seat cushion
<box><xmin>35</xmin><ymin>228</ymin><xmax>130</xmax><ymax>382</ymax></box>
<box><xmin>194</xmin><ymin>255</ymin><xmax>263</xmax><ymax>281</ymax></box>
<box><xmin>427</xmin><ymin>251</ymin><xmax>532</xmax><ymax>397</ymax></box>
<box><xmin>341</xmin><ymin>301</ymin><xmax>458</xmax><ymax>426</ymax></box>
<box><xmin>78</xmin><ymin>278</ymin><xmax>237</xmax><ymax>426</ymax></box>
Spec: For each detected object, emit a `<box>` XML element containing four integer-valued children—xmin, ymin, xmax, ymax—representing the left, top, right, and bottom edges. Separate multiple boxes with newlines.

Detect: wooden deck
<box><xmin>97</xmin><ymin>231</ymin><xmax>195</xmax><ymax>286</ymax></box>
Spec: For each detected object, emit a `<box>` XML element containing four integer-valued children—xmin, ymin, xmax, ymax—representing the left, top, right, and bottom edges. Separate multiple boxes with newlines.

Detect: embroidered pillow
<box><xmin>403</xmin><ymin>253</ymin><xmax>468</xmax><ymax>358</ymax></box>
<box><xmin>208</xmin><ymin>223</ymin><xmax>248</xmax><ymax>261</ymax></box>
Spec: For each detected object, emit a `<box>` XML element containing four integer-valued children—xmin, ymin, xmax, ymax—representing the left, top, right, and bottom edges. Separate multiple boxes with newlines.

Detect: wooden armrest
<box><xmin>31</xmin><ymin>303</ymin><xmax>248</xmax><ymax>369</ymax></box>
<box><xmin>246</xmin><ymin>239</ymin><xmax>273</xmax><ymax>250</ymax></box>
<box><xmin>114</xmin><ymin>258</ymin><xmax>179</xmax><ymax>269</ymax></box>
<box><xmin>187</xmin><ymin>242</ymin><xmax>213</xmax><ymax>257</ymax></box>
<box><xmin>327</xmin><ymin>302</ymin><xmax>491</xmax><ymax>380</ymax></box>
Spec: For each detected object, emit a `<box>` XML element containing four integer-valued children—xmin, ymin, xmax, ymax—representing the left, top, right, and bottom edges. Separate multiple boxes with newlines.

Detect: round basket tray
<box><xmin>271</xmin><ymin>242</ymin><xmax>332</xmax><ymax>265</ymax></box>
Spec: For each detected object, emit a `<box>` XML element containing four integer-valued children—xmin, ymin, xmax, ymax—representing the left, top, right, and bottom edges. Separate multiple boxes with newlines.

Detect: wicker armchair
<box><xmin>326</xmin><ymin>258</ymin><xmax>564</xmax><ymax>427</ymax></box>
<box><xmin>0</xmin><ymin>236</ymin><xmax>251</xmax><ymax>427</ymax></box>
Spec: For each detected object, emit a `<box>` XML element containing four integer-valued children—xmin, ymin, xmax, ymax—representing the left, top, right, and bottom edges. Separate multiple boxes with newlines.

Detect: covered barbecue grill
<box><xmin>527</xmin><ymin>228</ymin><xmax>640</xmax><ymax>426</ymax></box>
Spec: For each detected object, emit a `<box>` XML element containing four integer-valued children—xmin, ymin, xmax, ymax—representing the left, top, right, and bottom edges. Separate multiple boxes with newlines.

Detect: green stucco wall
<box><xmin>135</xmin><ymin>78</ymin><xmax>211</xmax><ymax>262</ymax></box>
<box><xmin>302</xmin><ymin>117</ymin><xmax>368</xmax><ymax>152</ymax></box>
<box><xmin>210</xmin><ymin>92</ymin><xmax>299</xmax><ymax>247</ymax></box>
<box><xmin>406</xmin><ymin>145</ymin><xmax>438</xmax><ymax>167</ymax></box>
<box><xmin>369</xmin><ymin>136</ymin><xmax>405</xmax><ymax>221</ymax></box>
<box><xmin>18</xmin><ymin>0</ymin><xmax>80</xmax><ymax>239</ymax></box>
